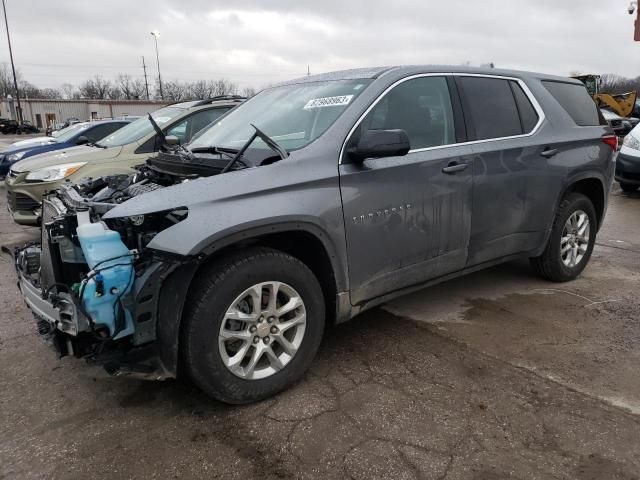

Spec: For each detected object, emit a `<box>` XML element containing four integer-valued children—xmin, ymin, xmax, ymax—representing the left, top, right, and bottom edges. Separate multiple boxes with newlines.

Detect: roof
<box><xmin>74</xmin><ymin>118</ymin><xmax>134</xmax><ymax>126</ymax></box>
<box><xmin>168</xmin><ymin>96</ymin><xmax>247</xmax><ymax>109</ymax></box>
<box><xmin>273</xmin><ymin>65</ymin><xmax>579</xmax><ymax>88</ymax></box>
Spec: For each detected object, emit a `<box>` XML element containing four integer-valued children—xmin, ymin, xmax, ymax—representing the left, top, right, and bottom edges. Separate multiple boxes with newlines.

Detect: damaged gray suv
<box><xmin>13</xmin><ymin>66</ymin><xmax>616</xmax><ymax>403</ymax></box>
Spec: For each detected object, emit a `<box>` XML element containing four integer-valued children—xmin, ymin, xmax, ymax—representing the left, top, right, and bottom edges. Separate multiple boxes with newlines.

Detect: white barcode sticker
<box><xmin>303</xmin><ymin>95</ymin><xmax>354</xmax><ymax>110</ymax></box>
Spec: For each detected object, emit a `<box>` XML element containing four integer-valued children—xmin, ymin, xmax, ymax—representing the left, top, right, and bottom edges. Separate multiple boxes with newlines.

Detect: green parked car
<box><xmin>6</xmin><ymin>96</ymin><xmax>244</xmax><ymax>225</ymax></box>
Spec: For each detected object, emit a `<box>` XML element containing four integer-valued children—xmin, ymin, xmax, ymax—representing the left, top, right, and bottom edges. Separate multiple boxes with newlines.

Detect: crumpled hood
<box><xmin>10</xmin><ymin>136</ymin><xmax>56</xmax><ymax>149</ymax></box>
<box><xmin>12</xmin><ymin>145</ymin><xmax>122</xmax><ymax>173</ymax></box>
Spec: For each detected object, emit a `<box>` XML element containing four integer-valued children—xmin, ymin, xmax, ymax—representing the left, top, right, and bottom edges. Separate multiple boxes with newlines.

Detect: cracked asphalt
<box><xmin>1</xmin><ymin>142</ymin><xmax>639</xmax><ymax>478</ymax></box>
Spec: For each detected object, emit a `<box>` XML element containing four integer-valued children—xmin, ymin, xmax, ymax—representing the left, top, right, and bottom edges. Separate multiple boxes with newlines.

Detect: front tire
<box><xmin>619</xmin><ymin>182</ymin><xmax>639</xmax><ymax>193</ymax></box>
<box><xmin>530</xmin><ymin>193</ymin><xmax>597</xmax><ymax>282</ymax></box>
<box><xmin>182</xmin><ymin>247</ymin><xmax>325</xmax><ymax>404</ymax></box>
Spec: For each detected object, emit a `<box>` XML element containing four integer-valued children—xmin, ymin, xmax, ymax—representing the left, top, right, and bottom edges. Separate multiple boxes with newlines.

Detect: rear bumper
<box><xmin>615</xmin><ymin>151</ymin><xmax>640</xmax><ymax>185</ymax></box>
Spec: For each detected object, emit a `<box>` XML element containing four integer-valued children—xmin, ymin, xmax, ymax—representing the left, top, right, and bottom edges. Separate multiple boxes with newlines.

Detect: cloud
<box><xmin>2</xmin><ymin>0</ymin><xmax>638</xmax><ymax>90</ymax></box>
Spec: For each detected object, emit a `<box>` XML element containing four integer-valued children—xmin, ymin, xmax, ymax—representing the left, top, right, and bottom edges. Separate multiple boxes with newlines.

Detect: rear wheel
<box><xmin>619</xmin><ymin>182</ymin><xmax>639</xmax><ymax>193</ymax></box>
<box><xmin>530</xmin><ymin>193</ymin><xmax>597</xmax><ymax>282</ymax></box>
<box><xmin>182</xmin><ymin>247</ymin><xmax>325</xmax><ymax>404</ymax></box>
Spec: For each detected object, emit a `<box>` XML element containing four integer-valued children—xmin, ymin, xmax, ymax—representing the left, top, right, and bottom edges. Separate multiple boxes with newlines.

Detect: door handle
<box><xmin>442</xmin><ymin>161</ymin><xmax>469</xmax><ymax>174</ymax></box>
<box><xmin>540</xmin><ymin>148</ymin><xmax>559</xmax><ymax>158</ymax></box>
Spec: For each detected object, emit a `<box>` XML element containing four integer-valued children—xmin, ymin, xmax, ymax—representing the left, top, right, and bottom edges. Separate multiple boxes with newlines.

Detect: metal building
<box><xmin>0</xmin><ymin>97</ymin><xmax>167</xmax><ymax>129</ymax></box>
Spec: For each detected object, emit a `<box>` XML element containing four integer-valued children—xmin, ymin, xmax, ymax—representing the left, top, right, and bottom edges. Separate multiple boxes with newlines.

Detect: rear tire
<box><xmin>530</xmin><ymin>193</ymin><xmax>597</xmax><ymax>282</ymax></box>
<box><xmin>619</xmin><ymin>182</ymin><xmax>639</xmax><ymax>193</ymax></box>
<box><xmin>182</xmin><ymin>247</ymin><xmax>325</xmax><ymax>404</ymax></box>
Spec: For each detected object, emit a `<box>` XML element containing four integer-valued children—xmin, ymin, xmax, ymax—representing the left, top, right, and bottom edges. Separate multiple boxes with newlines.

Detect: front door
<box><xmin>339</xmin><ymin>75</ymin><xmax>473</xmax><ymax>304</ymax></box>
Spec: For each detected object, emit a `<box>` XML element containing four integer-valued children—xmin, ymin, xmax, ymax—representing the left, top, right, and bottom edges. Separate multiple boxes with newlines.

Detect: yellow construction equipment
<box><xmin>572</xmin><ymin>74</ymin><xmax>637</xmax><ymax>118</ymax></box>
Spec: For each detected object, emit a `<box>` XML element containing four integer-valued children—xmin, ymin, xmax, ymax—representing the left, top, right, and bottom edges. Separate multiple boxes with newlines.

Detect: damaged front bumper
<box><xmin>11</xmin><ymin>195</ymin><xmax>190</xmax><ymax>380</ymax></box>
<box><xmin>14</xmin><ymin>242</ymin><xmax>180</xmax><ymax>380</ymax></box>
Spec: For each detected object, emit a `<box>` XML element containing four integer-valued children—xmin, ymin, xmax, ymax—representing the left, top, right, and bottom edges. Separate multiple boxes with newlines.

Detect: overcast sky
<box><xmin>2</xmin><ymin>0</ymin><xmax>639</xmax><ymax>90</ymax></box>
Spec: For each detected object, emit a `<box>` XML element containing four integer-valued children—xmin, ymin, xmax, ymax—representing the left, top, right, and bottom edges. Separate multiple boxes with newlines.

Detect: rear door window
<box><xmin>542</xmin><ymin>81</ymin><xmax>601</xmax><ymax>126</ymax></box>
<box><xmin>457</xmin><ymin>77</ymin><xmax>522</xmax><ymax>140</ymax></box>
<box><xmin>85</xmin><ymin>122</ymin><xmax>127</xmax><ymax>142</ymax></box>
<box><xmin>167</xmin><ymin>108</ymin><xmax>231</xmax><ymax>144</ymax></box>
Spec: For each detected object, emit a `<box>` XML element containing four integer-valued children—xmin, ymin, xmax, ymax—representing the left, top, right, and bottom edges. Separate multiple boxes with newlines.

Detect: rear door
<box><xmin>455</xmin><ymin>75</ymin><xmax>547</xmax><ymax>266</ymax></box>
<box><xmin>339</xmin><ymin>75</ymin><xmax>474</xmax><ymax>304</ymax></box>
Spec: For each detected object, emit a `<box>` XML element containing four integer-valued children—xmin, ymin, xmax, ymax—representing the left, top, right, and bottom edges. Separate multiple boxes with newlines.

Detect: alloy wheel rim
<box><xmin>218</xmin><ymin>281</ymin><xmax>306</xmax><ymax>380</ymax></box>
<box><xmin>560</xmin><ymin>210</ymin><xmax>590</xmax><ymax>268</ymax></box>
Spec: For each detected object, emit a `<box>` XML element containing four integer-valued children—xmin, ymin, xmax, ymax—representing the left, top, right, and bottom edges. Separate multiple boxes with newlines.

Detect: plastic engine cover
<box><xmin>76</xmin><ymin>217</ymin><xmax>134</xmax><ymax>339</ymax></box>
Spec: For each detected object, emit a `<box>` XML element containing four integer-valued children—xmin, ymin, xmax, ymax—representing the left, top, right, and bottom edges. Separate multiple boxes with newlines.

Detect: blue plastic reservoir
<box><xmin>76</xmin><ymin>220</ymin><xmax>134</xmax><ymax>339</ymax></box>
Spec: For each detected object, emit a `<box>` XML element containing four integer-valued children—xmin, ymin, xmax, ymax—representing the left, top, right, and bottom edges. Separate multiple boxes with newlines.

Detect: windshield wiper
<box><xmin>220</xmin><ymin>124</ymin><xmax>288</xmax><ymax>174</ymax></box>
<box><xmin>147</xmin><ymin>113</ymin><xmax>166</xmax><ymax>144</ymax></box>
<box><xmin>87</xmin><ymin>142</ymin><xmax>107</xmax><ymax>149</ymax></box>
<box><xmin>190</xmin><ymin>146</ymin><xmax>238</xmax><ymax>160</ymax></box>
<box><xmin>147</xmin><ymin>112</ymin><xmax>196</xmax><ymax>160</ymax></box>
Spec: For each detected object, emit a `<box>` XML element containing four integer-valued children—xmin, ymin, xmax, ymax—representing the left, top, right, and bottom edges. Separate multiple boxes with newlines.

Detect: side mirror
<box><xmin>165</xmin><ymin>135</ymin><xmax>180</xmax><ymax>146</ymax></box>
<box><xmin>75</xmin><ymin>136</ymin><xmax>89</xmax><ymax>145</ymax></box>
<box><xmin>347</xmin><ymin>129</ymin><xmax>410</xmax><ymax>163</ymax></box>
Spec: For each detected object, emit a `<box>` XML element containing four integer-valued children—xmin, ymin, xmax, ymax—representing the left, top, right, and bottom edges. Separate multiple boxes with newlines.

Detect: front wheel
<box><xmin>620</xmin><ymin>182</ymin><xmax>639</xmax><ymax>193</ymax></box>
<box><xmin>530</xmin><ymin>193</ymin><xmax>597</xmax><ymax>282</ymax></box>
<box><xmin>182</xmin><ymin>247</ymin><xmax>325</xmax><ymax>404</ymax></box>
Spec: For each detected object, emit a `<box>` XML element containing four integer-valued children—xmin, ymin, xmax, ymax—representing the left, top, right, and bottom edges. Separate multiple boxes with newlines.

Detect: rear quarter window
<box><xmin>509</xmin><ymin>81</ymin><xmax>539</xmax><ymax>133</ymax></box>
<box><xmin>542</xmin><ymin>81</ymin><xmax>601</xmax><ymax>126</ymax></box>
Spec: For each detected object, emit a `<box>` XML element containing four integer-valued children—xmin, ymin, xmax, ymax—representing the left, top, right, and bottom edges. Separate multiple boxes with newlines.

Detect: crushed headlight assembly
<box><xmin>623</xmin><ymin>134</ymin><xmax>640</xmax><ymax>150</ymax></box>
<box><xmin>7</xmin><ymin>151</ymin><xmax>27</xmax><ymax>162</ymax></box>
<box><xmin>25</xmin><ymin>162</ymin><xmax>86</xmax><ymax>182</ymax></box>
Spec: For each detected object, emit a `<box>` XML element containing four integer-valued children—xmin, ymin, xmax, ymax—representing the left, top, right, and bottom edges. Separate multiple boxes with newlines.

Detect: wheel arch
<box><xmin>561</xmin><ymin>174</ymin><xmax>607</xmax><ymax>228</ymax></box>
<box><xmin>155</xmin><ymin>221</ymin><xmax>348</xmax><ymax>378</ymax></box>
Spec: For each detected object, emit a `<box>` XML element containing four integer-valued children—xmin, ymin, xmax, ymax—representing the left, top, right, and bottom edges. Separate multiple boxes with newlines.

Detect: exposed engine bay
<box><xmin>12</xmin><ymin>125</ymin><xmax>289</xmax><ymax>378</ymax></box>
<box><xmin>13</xmin><ymin>152</ymin><xmax>238</xmax><ymax>375</ymax></box>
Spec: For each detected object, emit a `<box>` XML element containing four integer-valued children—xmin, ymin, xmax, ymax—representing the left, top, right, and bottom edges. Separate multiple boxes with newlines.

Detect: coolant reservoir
<box><xmin>76</xmin><ymin>214</ymin><xmax>134</xmax><ymax>339</ymax></box>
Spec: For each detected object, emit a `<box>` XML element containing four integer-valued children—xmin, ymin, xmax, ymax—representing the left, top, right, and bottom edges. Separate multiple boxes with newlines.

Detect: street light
<box><xmin>150</xmin><ymin>30</ymin><xmax>163</xmax><ymax>100</ymax></box>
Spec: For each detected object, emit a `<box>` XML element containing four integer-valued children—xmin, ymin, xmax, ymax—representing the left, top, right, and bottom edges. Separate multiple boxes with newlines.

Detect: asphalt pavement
<box><xmin>0</xmin><ymin>157</ymin><xmax>639</xmax><ymax>479</ymax></box>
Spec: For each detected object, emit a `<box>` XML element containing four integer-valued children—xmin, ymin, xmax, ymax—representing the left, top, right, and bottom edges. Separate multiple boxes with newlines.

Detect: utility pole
<box><xmin>150</xmin><ymin>31</ymin><xmax>163</xmax><ymax>100</ymax></box>
<box><xmin>142</xmin><ymin>56</ymin><xmax>150</xmax><ymax>100</ymax></box>
<box><xmin>2</xmin><ymin>0</ymin><xmax>21</xmax><ymax>123</ymax></box>
<box><xmin>307</xmin><ymin>65</ymin><xmax>310</xmax><ymax>76</ymax></box>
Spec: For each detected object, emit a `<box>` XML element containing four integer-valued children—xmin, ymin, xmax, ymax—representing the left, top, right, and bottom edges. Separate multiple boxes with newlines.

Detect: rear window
<box><xmin>457</xmin><ymin>77</ymin><xmax>522</xmax><ymax>140</ymax></box>
<box><xmin>542</xmin><ymin>81</ymin><xmax>600</xmax><ymax>126</ymax></box>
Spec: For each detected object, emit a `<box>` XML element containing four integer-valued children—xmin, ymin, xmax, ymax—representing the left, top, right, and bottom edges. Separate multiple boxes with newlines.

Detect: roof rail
<box><xmin>164</xmin><ymin>95</ymin><xmax>247</xmax><ymax>107</ymax></box>
<box><xmin>193</xmin><ymin>95</ymin><xmax>247</xmax><ymax>106</ymax></box>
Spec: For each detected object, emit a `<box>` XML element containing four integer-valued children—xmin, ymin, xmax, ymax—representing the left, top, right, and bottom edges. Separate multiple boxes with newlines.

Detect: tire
<box><xmin>530</xmin><ymin>192</ymin><xmax>597</xmax><ymax>282</ymax></box>
<box><xmin>182</xmin><ymin>247</ymin><xmax>325</xmax><ymax>404</ymax></box>
<box><xmin>620</xmin><ymin>182</ymin><xmax>639</xmax><ymax>193</ymax></box>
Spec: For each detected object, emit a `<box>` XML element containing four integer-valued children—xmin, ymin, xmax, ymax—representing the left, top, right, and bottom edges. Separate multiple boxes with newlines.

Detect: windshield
<box><xmin>51</xmin><ymin>123</ymin><xmax>81</xmax><ymax>139</ymax></box>
<box><xmin>97</xmin><ymin>106</ymin><xmax>185</xmax><ymax>147</ymax></box>
<box><xmin>54</xmin><ymin>123</ymin><xmax>90</xmax><ymax>143</ymax></box>
<box><xmin>189</xmin><ymin>79</ymin><xmax>372</xmax><ymax>152</ymax></box>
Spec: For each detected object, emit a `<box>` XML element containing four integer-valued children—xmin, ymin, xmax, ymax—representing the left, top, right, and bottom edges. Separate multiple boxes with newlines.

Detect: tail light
<box><xmin>602</xmin><ymin>134</ymin><xmax>618</xmax><ymax>151</ymax></box>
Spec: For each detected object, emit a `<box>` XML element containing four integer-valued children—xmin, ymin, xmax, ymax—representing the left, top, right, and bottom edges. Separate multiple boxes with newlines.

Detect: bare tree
<box><xmin>188</xmin><ymin>80</ymin><xmax>211</xmax><ymax>99</ymax></box>
<box><xmin>162</xmin><ymin>81</ymin><xmax>188</xmax><ymax>101</ymax></box>
<box><xmin>117</xmin><ymin>74</ymin><xmax>147</xmax><ymax>100</ymax></box>
<box><xmin>241</xmin><ymin>86</ymin><xmax>257</xmax><ymax>98</ymax></box>
<box><xmin>211</xmin><ymin>79</ymin><xmax>237</xmax><ymax>96</ymax></box>
<box><xmin>0</xmin><ymin>62</ymin><xmax>22</xmax><ymax>97</ymax></box>
<box><xmin>60</xmin><ymin>83</ymin><xmax>77</xmax><ymax>99</ymax></box>
<box><xmin>79</xmin><ymin>75</ymin><xmax>112</xmax><ymax>99</ymax></box>
<box><xmin>38</xmin><ymin>88</ymin><xmax>62</xmax><ymax>99</ymax></box>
